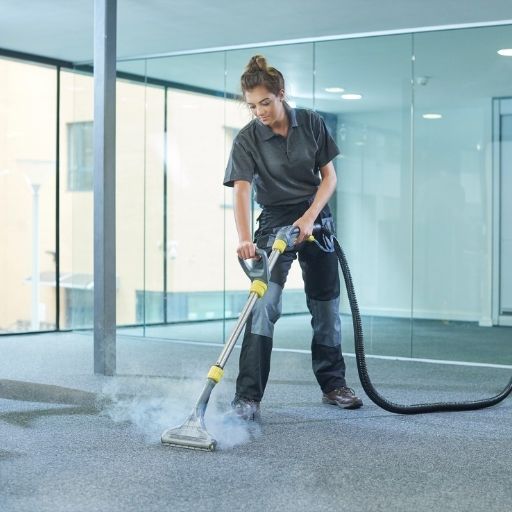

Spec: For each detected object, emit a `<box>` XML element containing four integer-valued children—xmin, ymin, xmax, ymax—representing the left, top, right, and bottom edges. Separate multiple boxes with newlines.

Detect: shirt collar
<box><xmin>285</xmin><ymin>102</ymin><xmax>299</xmax><ymax>128</ymax></box>
<box><xmin>255</xmin><ymin>102</ymin><xmax>299</xmax><ymax>141</ymax></box>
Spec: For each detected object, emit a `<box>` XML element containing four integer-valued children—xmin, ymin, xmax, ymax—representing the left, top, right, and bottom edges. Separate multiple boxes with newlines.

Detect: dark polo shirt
<box><xmin>223</xmin><ymin>105</ymin><xmax>340</xmax><ymax>207</ymax></box>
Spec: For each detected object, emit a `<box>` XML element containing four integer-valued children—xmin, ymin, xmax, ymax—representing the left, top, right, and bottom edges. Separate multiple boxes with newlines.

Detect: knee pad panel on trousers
<box><xmin>249</xmin><ymin>281</ymin><xmax>283</xmax><ymax>338</ymax></box>
<box><xmin>307</xmin><ymin>297</ymin><xmax>341</xmax><ymax>347</ymax></box>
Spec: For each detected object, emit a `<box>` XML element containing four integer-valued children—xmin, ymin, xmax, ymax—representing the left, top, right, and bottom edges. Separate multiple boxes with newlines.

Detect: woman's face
<box><xmin>245</xmin><ymin>85</ymin><xmax>285</xmax><ymax>126</ymax></box>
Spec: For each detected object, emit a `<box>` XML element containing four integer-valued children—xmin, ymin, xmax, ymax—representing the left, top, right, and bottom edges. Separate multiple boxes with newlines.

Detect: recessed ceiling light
<box><xmin>325</xmin><ymin>87</ymin><xmax>344</xmax><ymax>93</ymax></box>
<box><xmin>422</xmin><ymin>113</ymin><xmax>443</xmax><ymax>120</ymax></box>
<box><xmin>341</xmin><ymin>93</ymin><xmax>362</xmax><ymax>100</ymax></box>
<box><xmin>498</xmin><ymin>48</ymin><xmax>512</xmax><ymax>56</ymax></box>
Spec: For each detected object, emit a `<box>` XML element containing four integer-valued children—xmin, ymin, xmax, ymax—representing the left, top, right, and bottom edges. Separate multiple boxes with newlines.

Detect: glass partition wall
<box><xmin>113</xmin><ymin>25</ymin><xmax>511</xmax><ymax>372</ymax></box>
<box><xmin>59</xmin><ymin>69</ymin><xmax>94</xmax><ymax>330</ymax></box>
<box><xmin>0</xmin><ymin>59</ymin><xmax>57</xmax><ymax>333</ymax></box>
<box><xmin>1</xmin><ymin>25</ymin><xmax>511</xmax><ymax>379</ymax></box>
<box><xmin>314</xmin><ymin>35</ymin><xmax>414</xmax><ymax>358</ymax></box>
<box><xmin>412</xmin><ymin>26</ymin><xmax>512</xmax><ymax>365</ymax></box>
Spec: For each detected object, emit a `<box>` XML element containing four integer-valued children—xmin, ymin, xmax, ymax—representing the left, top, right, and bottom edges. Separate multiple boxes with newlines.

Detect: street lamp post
<box><xmin>17</xmin><ymin>159</ymin><xmax>53</xmax><ymax>331</ymax></box>
<box><xmin>30</xmin><ymin>182</ymin><xmax>41</xmax><ymax>330</ymax></box>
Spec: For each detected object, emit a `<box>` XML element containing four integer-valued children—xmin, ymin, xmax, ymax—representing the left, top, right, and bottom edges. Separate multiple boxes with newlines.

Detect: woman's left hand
<box><xmin>292</xmin><ymin>215</ymin><xmax>315</xmax><ymax>244</ymax></box>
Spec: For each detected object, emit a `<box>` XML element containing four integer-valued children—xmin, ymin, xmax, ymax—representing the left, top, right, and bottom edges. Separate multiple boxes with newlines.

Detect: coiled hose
<box><xmin>332</xmin><ymin>234</ymin><xmax>512</xmax><ymax>414</ymax></box>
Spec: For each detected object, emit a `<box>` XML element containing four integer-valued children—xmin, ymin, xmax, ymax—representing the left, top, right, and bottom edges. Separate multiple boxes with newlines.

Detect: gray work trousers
<box><xmin>235</xmin><ymin>202</ymin><xmax>347</xmax><ymax>401</ymax></box>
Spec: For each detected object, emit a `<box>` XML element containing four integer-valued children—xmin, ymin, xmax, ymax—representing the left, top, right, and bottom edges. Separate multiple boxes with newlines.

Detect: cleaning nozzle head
<box><xmin>161</xmin><ymin>412</ymin><xmax>217</xmax><ymax>451</ymax></box>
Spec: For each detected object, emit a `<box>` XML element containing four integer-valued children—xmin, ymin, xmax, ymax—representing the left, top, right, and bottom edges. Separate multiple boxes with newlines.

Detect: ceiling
<box><xmin>1</xmin><ymin>1</ymin><xmax>512</xmax><ymax>113</ymax></box>
<box><xmin>115</xmin><ymin>24</ymin><xmax>512</xmax><ymax>115</ymax></box>
<box><xmin>1</xmin><ymin>0</ymin><xmax>511</xmax><ymax>63</ymax></box>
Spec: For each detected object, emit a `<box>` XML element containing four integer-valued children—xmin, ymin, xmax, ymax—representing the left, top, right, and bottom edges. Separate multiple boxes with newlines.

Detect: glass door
<box><xmin>495</xmin><ymin>98</ymin><xmax>512</xmax><ymax>325</ymax></box>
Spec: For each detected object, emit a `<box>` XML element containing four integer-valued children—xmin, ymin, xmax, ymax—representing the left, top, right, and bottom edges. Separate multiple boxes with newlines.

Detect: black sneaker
<box><xmin>322</xmin><ymin>387</ymin><xmax>363</xmax><ymax>409</ymax></box>
<box><xmin>230</xmin><ymin>395</ymin><xmax>261</xmax><ymax>421</ymax></box>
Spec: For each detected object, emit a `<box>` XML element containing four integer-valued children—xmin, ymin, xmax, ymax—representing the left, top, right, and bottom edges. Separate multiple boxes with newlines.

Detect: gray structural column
<box><xmin>94</xmin><ymin>0</ymin><xmax>117</xmax><ymax>375</ymax></box>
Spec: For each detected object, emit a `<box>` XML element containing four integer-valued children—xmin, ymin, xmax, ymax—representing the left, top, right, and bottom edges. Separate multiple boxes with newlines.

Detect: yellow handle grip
<box><xmin>207</xmin><ymin>365</ymin><xmax>224</xmax><ymax>383</ymax></box>
<box><xmin>250</xmin><ymin>279</ymin><xmax>268</xmax><ymax>298</ymax></box>
<box><xmin>272</xmin><ymin>239</ymin><xmax>287</xmax><ymax>254</ymax></box>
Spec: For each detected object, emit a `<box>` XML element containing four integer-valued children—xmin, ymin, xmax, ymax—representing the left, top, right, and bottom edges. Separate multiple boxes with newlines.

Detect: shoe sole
<box><xmin>322</xmin><ymin>397</ymin><xmax>363</xmax><ymax>410</ymax></box>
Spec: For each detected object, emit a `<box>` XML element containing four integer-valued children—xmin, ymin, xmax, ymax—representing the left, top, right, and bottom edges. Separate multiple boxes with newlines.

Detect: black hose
<box><xmin>332</xmin><ymin>235</ymin><xmax>512</xmax><ymax>414</ymax></box>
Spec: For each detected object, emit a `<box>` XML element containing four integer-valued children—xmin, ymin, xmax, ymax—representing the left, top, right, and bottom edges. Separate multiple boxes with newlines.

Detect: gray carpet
<box><xmin>0</xmin><ymin>332</ymin><xmax>511</xmax><ymax>512</ymax></box>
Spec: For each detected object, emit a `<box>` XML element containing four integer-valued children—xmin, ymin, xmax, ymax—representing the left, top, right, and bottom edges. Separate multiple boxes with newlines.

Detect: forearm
<box><xmin>292</xmin><ymin>163</ymin><xmax>337</xmax><ymax>243</ymax></box>
<box><xmin>233</xmin><ymin>180</ymin><xmax>252</xmax><ymax>242</ymax></box>
<box><xmin>303</xmin><ymin>167</ymin><xmax>337</xmax><ymax>222</ymax></box>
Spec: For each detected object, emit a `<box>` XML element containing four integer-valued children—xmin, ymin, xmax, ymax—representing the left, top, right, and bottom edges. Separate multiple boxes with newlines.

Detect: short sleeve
<box><xmin>314</xmin><ymin>114</ymin><xmax>340</xmax><ymax>168</ymax></box>
<box><xmin>223</xmin><ymin>139</ymin><xmax>256</xmax><ymax>187</ymax></box>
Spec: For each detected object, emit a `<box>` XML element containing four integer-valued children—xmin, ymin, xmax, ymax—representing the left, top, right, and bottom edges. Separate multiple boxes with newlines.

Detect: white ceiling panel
<box><xmin>0</xmin><ymin>0</ymin><xmax>511</xmax><ymax>63</ymax></box>
<box><xmin>1</xmin><ymin>1</ymin><xmax>511</xmax><ymax>114</ymax></box>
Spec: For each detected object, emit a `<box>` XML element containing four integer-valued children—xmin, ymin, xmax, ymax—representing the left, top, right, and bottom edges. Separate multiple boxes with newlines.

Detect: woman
<box><xmin>223</xmin><ymin>55</ymin><xmax>362</xmax><ymax>419</ymax></box>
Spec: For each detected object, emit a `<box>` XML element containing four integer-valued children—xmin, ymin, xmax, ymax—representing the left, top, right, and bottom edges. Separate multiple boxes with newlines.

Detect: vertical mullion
<box><xmin>55</xmin><ymin>66</ymin><xmax>61</xmax><ymax>330</ymax></box>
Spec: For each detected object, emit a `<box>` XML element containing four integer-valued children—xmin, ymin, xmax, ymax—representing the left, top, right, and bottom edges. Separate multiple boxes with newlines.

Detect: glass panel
<box><xmin>60</xmin><ymin>69</ymin><xmax>94</xmax><ymax>330</ymax></box>
<box><xmin>413</xmin><ymin>25</ymin><xmax>512</xmax><ymax>369</ymax></box>
<box><xmin>500</xmin><ymin>106</ymin><xmax>512</xmax><ymax>318</ymax></box>
<box><xmin>140</xmin><ymin>52</ymin><xmax>227</xmax><ymax>343</ymax></box>
<box><xmin>140</xmin><ymin>82</ymin><xmax>166</xmax><ymax>331</ymax></box>
<box><xmin>63</xmin><ymin>62</ymin><xmax>166</xmax><ymax>337</ymax></box>
<box><xmin>115</xmin><ymin>65</ymin><xmax>149</xmax><ymax>336</ymax></box>
<box><xmin>0</xmin><ymin>58</ymin><xmax>57</xmax><ymax>333</ymax></box>
<box><xmin>315</xmin><ymin>35</ymin><xmax>414</xmax><ymax>357</ymax></box>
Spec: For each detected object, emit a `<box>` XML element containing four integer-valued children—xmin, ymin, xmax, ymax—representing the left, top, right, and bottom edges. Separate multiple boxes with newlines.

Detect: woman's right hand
<box><xmin>237</xmin><ymin>240</ymin><xmax>258</xmax><ymax>260</ymax></box>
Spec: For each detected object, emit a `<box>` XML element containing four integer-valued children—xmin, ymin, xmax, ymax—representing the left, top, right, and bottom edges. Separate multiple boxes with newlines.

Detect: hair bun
<box><xmin>247</xmin><ymin>54</ymin><xmax>268</xmax><ymax>72</ymax></box>
<box><xmin>241</xmin><ymin>54</ymin><xmax>285</xmax><ymax>96</ymax></box>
